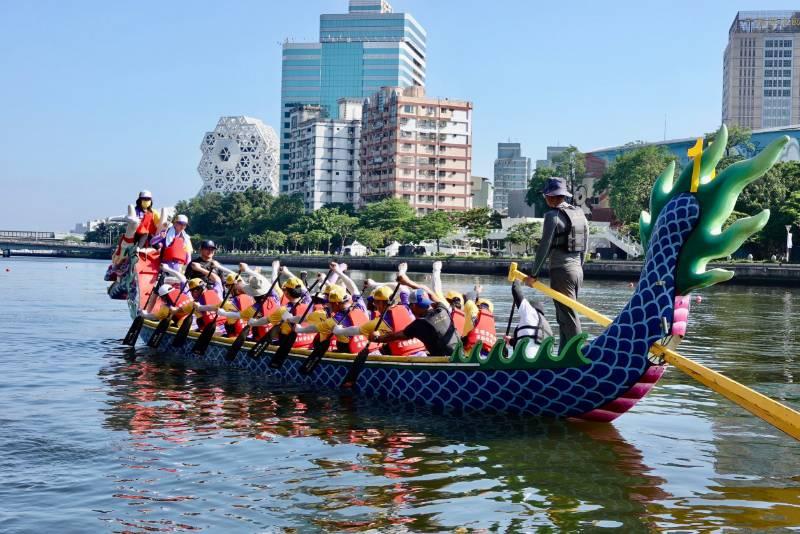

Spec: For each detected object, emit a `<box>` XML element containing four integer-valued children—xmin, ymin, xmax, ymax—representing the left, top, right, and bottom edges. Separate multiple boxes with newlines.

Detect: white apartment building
<box><xmin>287</xmin><ymin>99</ymin><xmax>363</xmax><ymax>211</ymax></box>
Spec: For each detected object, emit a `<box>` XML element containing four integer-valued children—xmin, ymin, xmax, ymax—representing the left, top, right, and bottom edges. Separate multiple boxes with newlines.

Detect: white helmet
<box><xmin>139</xmin><ymin>190</ymin><xmax>153</xmax><ymax>199</ymax></box>
<box><xmin>157</xmin><ymin>284</ymin><xmax>174</xmax><ymax>297</ymax></box>
<box><xmin>175</xmin><ymin>214</ymin><xmax>189</xmax><ymax>224</ymax></box>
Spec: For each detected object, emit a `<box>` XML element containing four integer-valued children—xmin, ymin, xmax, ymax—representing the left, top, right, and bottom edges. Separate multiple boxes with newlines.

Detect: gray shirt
<box><xmin>529</xmin><ymin>202</ymin><xmax>587</xmax><ymax>276</ymax></box>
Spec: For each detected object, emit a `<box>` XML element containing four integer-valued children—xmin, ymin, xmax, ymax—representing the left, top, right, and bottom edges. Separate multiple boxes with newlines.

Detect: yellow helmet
<box><xmin>188</xmin><ymin>278</ymin><xmax>205</xmax><ymax>290</ymax></box>
<box><xmin>321</xmin><ymin>282</ymin><xmax>334</xmax><ymax>295</ymax></box>
<box><xmin>445</xmin><ymin>290</ymin><xmax>463</xmax><ymax>302</ymax></box>
<box><xmin>225</xmin><ymin>273</ymin><xmax>241</xmax><ymax>285</ymax></box>
<box><xmin>476</xmin><ymin>298</ymin><xmax>494</xmax><ymax>313</ymax></box>
<box><xmin>327</xmin><ymin>285</ymin><xmax>348</xmax><ymax>303</ymax></box>
<box><xmin>371</xmin><ymin>285</ymin><xmax>393</xmax><ymax>302</ymax></box>
<box><xmin>283</xmin><ymin>277</ymin><xmax>304</xmax><ymax>290</ymax></box>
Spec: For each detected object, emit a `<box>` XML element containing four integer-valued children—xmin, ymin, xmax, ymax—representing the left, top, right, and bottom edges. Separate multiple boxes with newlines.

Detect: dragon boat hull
<box><xmin>138</xmin><ymin>320</ymin><xmax>665</xmax><ymax>421</ymax></box>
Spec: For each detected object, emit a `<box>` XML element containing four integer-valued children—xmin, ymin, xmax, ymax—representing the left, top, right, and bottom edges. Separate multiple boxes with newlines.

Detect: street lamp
<box><xmin>786</xmin><ymin>224</ymin><xmax>793</xmax><ymax>263</ymax></box>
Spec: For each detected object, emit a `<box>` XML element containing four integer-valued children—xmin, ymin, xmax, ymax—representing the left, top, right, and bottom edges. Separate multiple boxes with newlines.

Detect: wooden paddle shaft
<box><xmin>507</xmin><ymin>262</ymin><xmax>800</xmax><ymax>442</ymax></box>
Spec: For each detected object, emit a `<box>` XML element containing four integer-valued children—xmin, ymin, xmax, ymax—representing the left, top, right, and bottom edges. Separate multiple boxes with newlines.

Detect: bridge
<box><xmin>0</xmin><ymin>232</ymin><xmax>113</xmax><ymax>259</ymax></box>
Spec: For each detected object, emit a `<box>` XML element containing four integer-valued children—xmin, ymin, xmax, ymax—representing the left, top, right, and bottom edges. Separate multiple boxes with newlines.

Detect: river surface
<box><xmin>1</xmin><ymin>257</ymin><xmax>799</xmax><ymax>533</ymax></box>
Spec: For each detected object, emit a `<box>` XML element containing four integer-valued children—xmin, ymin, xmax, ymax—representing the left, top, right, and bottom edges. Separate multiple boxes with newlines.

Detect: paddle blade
<box><xmin>171</xmin><ymin>316</ymin><xmax>193</xmax><ymax>347</ymax></box>
<box><xmin>299</xmin><ymin>335</ymin><xmax>327</xmax><ymax>375</ymax></box>
<box><xmin>123</xmin><ymin>316</ymin><xmax>144</xmax><ymax>346</ymax></box>
<box><xmin>225</xmin><ymin>325</ymin><xmax>249</xmax><ymax>361</ymax></box>
<box><xmin>192</xmin><ymin>322</ymin><xmax>216</xmax><ymax>355</ymax></box>
<box><xmin>147</xmin><ymin>318</ymin><xmax>170</xmax><ymax>348</ymax></box>
<box><xmin>340</xmin><ymin>347</ymin><xmax>370</xmax><ymax>390</ymax></box>
<box><xmin>268</xmin><ymin>331</ymin><xmax>297</xmax><ymax>369</ymax></box>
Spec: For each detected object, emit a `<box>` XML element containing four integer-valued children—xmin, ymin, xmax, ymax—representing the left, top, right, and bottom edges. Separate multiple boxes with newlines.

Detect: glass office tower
<box><xmin>279</xmin><ymin>0</ymin><xmax>426</xmax><ymax>193</ymax></box>
<box><xmin>493</xmin><ymin>143</ymin><xmax>531</xmax><ymax>214</ymax></box>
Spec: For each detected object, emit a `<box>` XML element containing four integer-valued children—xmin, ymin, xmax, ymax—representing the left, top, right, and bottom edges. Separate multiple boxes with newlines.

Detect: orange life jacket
<box><xmin>196</xmin><ymin>289</ymin><xmax>225</xmax><ymax>330</ymax></box>
<box><xmin>451</xmin><ymin>307</ymin><xmax>466</xmax><ymax>335</ymax></box>
<box><xmin>225</xmin><ymin>293</ymin><xmax>255</xmax><ymax>337</ymax></box>
<box><xmin>385</xmin><ymin>305</ymin><xmax>426</xmax><ymax>356</ymax></box>
<box><xmin>162</xmin><ymin>235</ymin><xmax>187</xmax><ymax>264</ymax></box>
<box><xmin>287</xmin><ymin>301</ymin><xmax>315</xmax><ymax>349</ymax></box>
<box><xmin>335</xmin><ymin>307</ymin><xmax>370</xmax><ymax>354</ymax></box>
<box><xmin>155</xmin><ymin>287</ymin><xmax>192</xmax><ymax>324</ymax></box>
<box><xmin>252</xmin><ymin>295</ymin><xmax>280</xmax><ymax>340</ymax></box>
<box><xmin>464</xmin><ymin>309</ymin><xmax>497</xmax><ymax>354</ymax></box>
<box><xmin>136</xmin><ymin>210</ymin><xmax>157</xmax><ymax>236</ymax></box>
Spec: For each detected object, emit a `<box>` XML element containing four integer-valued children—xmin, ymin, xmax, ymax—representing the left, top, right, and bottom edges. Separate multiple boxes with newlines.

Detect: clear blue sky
<box><xmin>0</xmin><ymin>0</ymin><xmax>792</xmax><ymax>231</ymax></box>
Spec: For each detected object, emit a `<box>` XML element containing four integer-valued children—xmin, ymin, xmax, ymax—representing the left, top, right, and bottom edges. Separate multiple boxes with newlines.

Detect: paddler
<box><xmin>140</xmin><ymin>283</ymin><xmax>195</xmax><ymax>326</ymax></box>
<box><xmin>292</xmin><ymin>263</ymin><xmax>371</xmax><ymax>353</ymax></box>
<box><xmin>505</xmin><ymin>280</ymin><xmax>553</xmax><ymax>352</ymax></box>
<box><xmin>133</xmin><ymin>190</ymin><xmax>160</xmax><ymax>247</ymax></box>
<box><xmin>524</xmin><ymin>176</ymin><xmax>588</xmax><ymax>352</ymax></box>
<box><xmin>334</xmin><ymin>283</ymin><xmax>427</xmax><ymax>356</ymax></box>
<box><xmin>187</xmin><ymin>278</ymin><xmax>225</xmax><ymax>332</ymax></box>
<box><xmin>185</xmin><ymin>240</ymin><xmax>226</xmax><ymax>292</ymax></box>
<box><xmin>249</xmin><ymin>275</ymin><xmax>316</xmax><ymax>349</ymax></box>
<box><xmin>218</xmin><ymin>261</ymin><xmax>281</xmax><ymax>339</ymax></box>
<box><xmin>370</xmin><ymin>287</ymin><xmax>460</xmax><ymax>357</ymax></box>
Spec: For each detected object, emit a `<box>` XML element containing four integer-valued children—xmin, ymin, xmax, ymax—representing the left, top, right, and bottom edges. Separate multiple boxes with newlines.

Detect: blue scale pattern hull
<box><xmin>137</xmin><ymin>194</ymin><xmax>698</xmax><ymax>419</ymax></box>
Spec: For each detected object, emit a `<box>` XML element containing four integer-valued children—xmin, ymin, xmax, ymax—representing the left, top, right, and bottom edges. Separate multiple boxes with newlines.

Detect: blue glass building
<box><xmin>493</xmin><ymin>143</ymin><xmax>531</xmax><ymax>215</ymax></box>
<box><xmin>279</xmin><ymin>0</ymin><xmax>426</xmax><ymax>193</ymax></box>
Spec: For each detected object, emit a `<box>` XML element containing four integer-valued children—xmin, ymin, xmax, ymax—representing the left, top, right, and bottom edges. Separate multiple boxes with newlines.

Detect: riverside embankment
<box><xmin>215</xmin><ymin>253</ymin><xmax>800</xmax><ymax>287</ymax></box>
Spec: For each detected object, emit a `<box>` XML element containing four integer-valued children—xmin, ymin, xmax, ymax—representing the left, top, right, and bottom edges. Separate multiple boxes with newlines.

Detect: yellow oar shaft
<box><xmin>507</xmin><ymin>263</ymin><xmax>800</xmax><ymax>441</ymax></box>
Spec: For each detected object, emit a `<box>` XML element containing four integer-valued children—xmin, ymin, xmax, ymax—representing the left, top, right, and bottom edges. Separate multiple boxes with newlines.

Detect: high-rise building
<box><xmin>471</xmin><ymin>175</ymin><xmax>494</xmax><ymax>209</ymax></box>
<box><xmin>722</xmin><ymin>11</ymin><xmax>800</xmax><ymax>129</ymax></box>
<box><xmin>360</xmin><ymin>86</ymin><xmax>473</xmax><ymax>214</ymax></box>
<box><xmin>493</xmin><ymin>142</ymin><xmax>531</xmax><ymax>214</ymax></box>
<box><xmin>279</xmin><ymin>0</ymin><xmax>427</xmax><ymax>193</ymax></box>
<box><xmin>197</xmin><ymin>116</ymin><xmax>280</xmax><ymax>196</ymax></box>
<box><xmin>287</xmin><ymin>99</ymin><xmax>363</xmax><ymax>211</ymax></box>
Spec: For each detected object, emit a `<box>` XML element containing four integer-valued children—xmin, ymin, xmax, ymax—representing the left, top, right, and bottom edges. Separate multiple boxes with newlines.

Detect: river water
<box><xmin>1</xmin><ymin>257</ymin><xmax>799</xmax><ymax>532</ymax></box>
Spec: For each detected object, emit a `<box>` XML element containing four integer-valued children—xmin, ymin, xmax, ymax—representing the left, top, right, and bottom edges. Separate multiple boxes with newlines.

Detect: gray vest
<box><xmin>552</xmin><ymin>205</ymin><xmax>587</xmax><ymax>253</ymax></box>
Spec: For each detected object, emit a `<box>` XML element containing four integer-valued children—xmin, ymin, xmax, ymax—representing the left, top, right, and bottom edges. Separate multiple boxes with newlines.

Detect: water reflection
<box><xmin>99</xmin><ymin>352</ymin><xmax>674</xmax><ymax>531</ymax></box>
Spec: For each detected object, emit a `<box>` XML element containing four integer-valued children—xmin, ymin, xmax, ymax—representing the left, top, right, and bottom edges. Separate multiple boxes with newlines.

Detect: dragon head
<box><xmin>639</xmin><ymin>125</ymin><xmax>788</xmax><ymax>295</ymax></box>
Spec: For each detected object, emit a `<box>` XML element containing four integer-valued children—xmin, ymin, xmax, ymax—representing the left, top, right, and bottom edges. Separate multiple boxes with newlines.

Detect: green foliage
<box><xmin>353</xmin><ymin>227</ymin><xmax>385</xmax><ymax>251</ymax></box>
<box><xmin>551</xmin><ymin>146</ymin><xmax>586</xmax><ymax>193</ymax></box>
<box><xmin>526</xmin><ymin>166</ymin><xmax>555</xmax><ymax>216</ymax></box>
<box><xmin>506</xmin><ymin>222</ymin><xmax>542</xmax><ymax>254</ymax></box>
<box><xmin>410</xmin><ymin>210</ymin><xmax>455</xmax><ymax>252</ymax></box>
<box><xmin>84</xmin><ymin>222</ymin><xmax>125</xmax><ymax>244</ymax></box>
<box><xmin>358</xmin><ymin>197</ymin><xmax>416</xmax><ymax>231</ymax></box>
<box><xmin>705</xmin><ymin>124</ymin><xmax>755</xmax><ymax>170</ymax></box>
<box><xmin>595</xmin><ymin>144</ymin><xmax>677</xmax><ymax>225</ymax></box>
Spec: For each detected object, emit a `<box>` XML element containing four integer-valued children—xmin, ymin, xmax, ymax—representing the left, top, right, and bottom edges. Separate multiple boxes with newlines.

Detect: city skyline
<box><xmin>0</xmin><ymin>0</ymin><xmax>795</xmax><ymax>230</ymax></box>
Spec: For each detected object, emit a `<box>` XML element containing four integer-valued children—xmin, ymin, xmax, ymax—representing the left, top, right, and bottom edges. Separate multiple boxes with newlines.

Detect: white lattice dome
<box><xmin>197</xmin><ymin>116</ymin><xmax>279</xmax><ymax>195</ymax></box>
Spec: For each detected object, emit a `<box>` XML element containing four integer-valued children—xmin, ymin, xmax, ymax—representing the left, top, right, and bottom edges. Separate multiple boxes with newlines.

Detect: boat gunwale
<box><xmin>141</xmin><ymin>319</ymin><xmax>475</xmax><ymax>369</ymax></box>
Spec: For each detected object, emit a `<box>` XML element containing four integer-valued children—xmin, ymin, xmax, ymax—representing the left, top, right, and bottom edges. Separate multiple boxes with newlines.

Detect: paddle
<box><xmin>171</xmin><ymin>306</ymin><xmax>194</xmax><ymax>347</ymax></box>
<box><xmin>191</xmin><ymin>282</ymin><xmax>235</xmax><ymax>355</ymax></box>
<box><xmin>299</xmin><ymin>310</ymin><xmax>350</xmax><ymax>375</ymax></box>
<box><xmin>225</xmin><ymin>274</ymin><xmax>282</xmax><ymax>361</ymax></box>
<box><xmin>267</xmin><ymin>269</ymin><xmax>333</xmax><ymax>369</ymax></box>
<box><xmin>341</xmin><ymin>282</ymin><xmax>402</xmax><ymax>390</ymax></box>
<box><xmin>123</xmin><ymin>271</ymin><xmax>163</xmax><ymax>346</ymax></box>
<box><xmin>507</xmin><ymin>262</ymin><xmax>800</xmax><ymax>442</ymax></box>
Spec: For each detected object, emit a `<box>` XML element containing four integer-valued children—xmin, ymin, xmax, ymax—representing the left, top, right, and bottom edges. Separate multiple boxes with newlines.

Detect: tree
<box><xmin>358</xmin><ymin>197</ymin><xmax>416</xmax><ymax>232</ymax></box>
<box><xmin>526</xmin><ymin>166</ymin><xmax>556</xmax><ymax>216</ymax></box>
<box><xmin>705</xmin><ymin>125</ymin><xmax>755</xmax><ymax>170</ymax></box>
<box><xmin>287</xmin><ymin>232</ymin><xmax>304</xmax><ymax>253</ymax></box>
<box><xmin>594</xmin><ymin>144</ymin><xmax>677</xmax><ymax>224</ymax></box>
<box><xmin>455</xmin><ymin>208</ymin><xmax>492</xmax><ymax>252</ymax></box>
<box><xmin>260</xmin><ymin>230</ymin><xmax>286</xmax><ymax>252</ymax></box>
<box><xmin>85</xmin><ymin>222</ymin><xmax>125</xmax><ymax>245</ymax></box>
<box><xmin>304</xmin><ymin>229</ymin><xmax>330</xmax><ymax>253</ymax></box>
<box><xmin>411</xmin><ymin>210</ymin><xmax>455</xmax><ymax>253</ymax></box>
<box><xmin>506</xmin><ymin>222</ymin><xmax>542</xmax><ymax>255</ymax></box>
<box><xmin>354</xmin><ymin>227</ymin><xmax>384</xmax><ymax>251</ymax></box>
<box><xmin>551</xmin><ymin>146</ymin><xmax>586</xmax><ymax>195</ymax></box>
<box><xmin>328</xmin><ymin>211</ymin><xmax>359</xmax><ymax>253</ymax></box>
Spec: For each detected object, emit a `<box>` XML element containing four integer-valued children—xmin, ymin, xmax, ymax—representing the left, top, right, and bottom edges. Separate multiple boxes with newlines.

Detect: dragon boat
<box><xmin>118</xmin><ymin>127</ymin><xmax>789</xmax><ymax>422</ymax></box>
